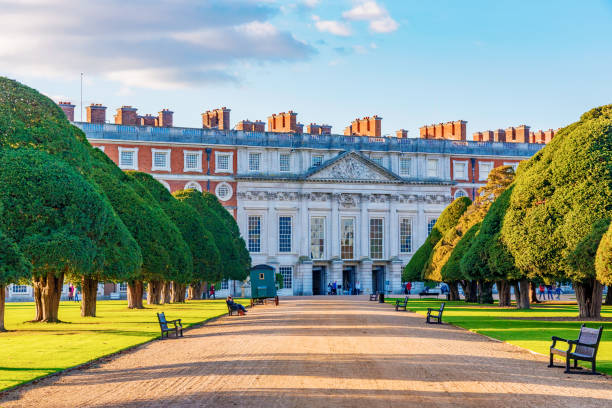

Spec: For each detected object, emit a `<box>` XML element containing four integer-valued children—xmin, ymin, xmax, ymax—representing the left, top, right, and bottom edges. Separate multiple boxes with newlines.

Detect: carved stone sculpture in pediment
<box><xmin>308</xmin><ymin>155</ymin><xmax>392</xmax><ymax>181</ymax></box>
<box><xmin>338</xmin><ymin>193</ymin><xmax>357</xmax><ymax>208</ymax></box>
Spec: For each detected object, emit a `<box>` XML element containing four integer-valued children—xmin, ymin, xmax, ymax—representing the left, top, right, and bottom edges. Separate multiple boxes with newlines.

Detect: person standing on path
<box><xmin>68</xmin><ymin>284</ymin><xmax>74</xmax><ymax>301</ymax></box>
<box><xmin>210</xmin><ymin>284</ymin><xmax>215</xmax><ymax>299</ymax></box>
<box><xmin>355</xmin><ymin>281</ymin><xmax>361</xmax><ymax>295</ymax></box>
<box><xmin>546</xmin><ymin>285</ymin><xmax>553</xmax><ymax>300</ymax></box>
<box><xmin>539</xmin><ymin>284</ymin><xmax>546</xmax><ymax>300</ymax></box>
<box><xmin>555</xmin><ymin>285</ymin><xmax>562</xmax><ymax>300</ymax></box>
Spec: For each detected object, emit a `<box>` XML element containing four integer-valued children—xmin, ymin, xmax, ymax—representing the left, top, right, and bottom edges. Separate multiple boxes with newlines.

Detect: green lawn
<box><xmin>385</xmin><ymin>297</ymin><xmax>612</xmax><ymax>375</ymax></box>
<box><xmin>0</xmin><ymin>298</ymin><xmax>249</xmax><ymax>391</ymax></box>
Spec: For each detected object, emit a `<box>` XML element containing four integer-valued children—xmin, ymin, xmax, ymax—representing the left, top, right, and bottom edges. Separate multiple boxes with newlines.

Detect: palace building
<box><xmin>7</xmin><ymin>103</ymin><xmax>548</xmax><ymax>301</ymax></box>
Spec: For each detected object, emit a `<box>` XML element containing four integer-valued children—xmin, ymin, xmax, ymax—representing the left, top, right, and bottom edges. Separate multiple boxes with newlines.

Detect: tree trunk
<box><xmin>478</xmin><ymin>280</ymin><xmax>494</xmax><ymax>304</ymax></box>
<box><xmin>80</xmin><ymin>277</ymin><xmax>98</xmax><ymax>317</ymax></box>
<box><xmin>160</xmin><ymin>281</ymin><xmax>171</xmax><ymax>304</ymax></box>
<box><xmin>574</xmin><ymin>279</ymin><xmax>603</xmax><ymax>318</ymax></box>
<box><xmin>171</xmin><ymin>282</ymin><xmax>186</xmax><ymax>303</ymax></box>
<box><xmin>448</xmin><ymin>281</ymin><xmax>460</xmax><ymax>301</ymax></box>
<box><xmin>188</xmin><ymin>281</ymin><xmax>203</xmax><ymax>300</ymax></box>
<box><xmin>178</xmin><ymin>284</ymin><xmax>186</xmax><ymax>302</ymax></box>
<box><xmin>517</xmin><ymin>279</ymin><xmax>530</xmax><ymax>309</ymax></box>
<box><xmin>32</xmin><ymin>272</ymin><xmax>64</xmax><ymax>322</ymax></box>
<box><xmin>127</xmin><ymin>280</ymin><xmax>144</xmax><ymax>309</ymax></box>
<box><xmin>497</xmin><ymin>280</ymin><xmax>511</xmax><ymax>307</ymax></box>
<box><xmin>530</xmin><ymin>282</ymin><xmax>541</xmax><ymax>303</ymax></box>
<box><xmin>605</xmin><ymin>287</ymin><xmax>612</xmax><ymax>305</ymax></box>
<box><xmin>461</xmin><ymin>280</ymin><xmax>478</xmax><ymax>303</ymax></box>
<box><xmin>147</xmin><ymin>280</ymin><xmax>162</xmax><ymax>305</ymax></box>
<box><xmin>0</xmin><ymin>285</ymin><xmax>5</xmax><ymax>332</ymax></box>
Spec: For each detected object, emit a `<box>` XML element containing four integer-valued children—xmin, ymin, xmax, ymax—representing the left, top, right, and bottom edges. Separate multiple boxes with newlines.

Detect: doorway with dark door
<box><xmin>372</xmin><ymin>266</ymin><xmax>385</xmax><ymax>294</ymax></box>
<box><xmin>312</xmin><ymin>266</ymin><xmax>326</xmax><ymax>295</ymax></box>
<box><xmin>342</xmin><ymin>266</ymin><xmax>356</xmax><ymax>295</ymax></box>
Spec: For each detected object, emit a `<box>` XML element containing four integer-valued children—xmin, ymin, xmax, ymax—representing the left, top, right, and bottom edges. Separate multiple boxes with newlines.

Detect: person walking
<box><xmin>546</xmin><ymin>285</ymin><xmax>554</xmax><ymax>300</ymax></box>
<box><xmin>74</xmin><ymin>288</ymin><xmax>80</xmax><ymax>302</ymax></box>
<box><xmin>68</xmin><ymin>284</ymin><xmax>74</xmax><ymax>301</ymax></box>
<box><xmin>332</xmin><ymin>281</ymin><xmax>337</xmax><ymax>295</ymax></box>
<box><xmin>555</xmin><ymin>285</ymin><xmax>562</xmax><ymax>300</ymax></box>
<box><xmin>355</xmin><ymin>281</ymin><xmax>361</xmax><ymax>295</ymax></box>
<box><xmin>539</xmin><ymin>284</ymin><xmax>545</xmax><ymax>300</ymax></box>
<box><xmin>327</xmin><ymin>282</ymin><xmax>332</xmax><ymax>295</ymax></box>
<box><xmin>210</xmin><ymin>284</ymin><xmax>215</xmax><ymax>300</ymax></box>
<box><xmin>407</xmin><ymin>282</ymin><xmax>412</xmax><ymax>295</ymax></box>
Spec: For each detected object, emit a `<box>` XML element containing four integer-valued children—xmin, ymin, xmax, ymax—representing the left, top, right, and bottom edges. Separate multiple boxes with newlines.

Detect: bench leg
<box><xmin>564</xmin><ymin>356</ymin><xmax>571</xmax><ymax>374</ymax></box>
<box><xmin>548</xmin><ymin>352</ymin><xmax>554</xmax><ymax>368</ymax></box>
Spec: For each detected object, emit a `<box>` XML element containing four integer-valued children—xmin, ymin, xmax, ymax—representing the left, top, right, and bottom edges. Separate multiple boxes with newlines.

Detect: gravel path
<box><xmin>2</xmin><ymin>296</ymin><xmax>611</xmax><ymax>407</ymax></box>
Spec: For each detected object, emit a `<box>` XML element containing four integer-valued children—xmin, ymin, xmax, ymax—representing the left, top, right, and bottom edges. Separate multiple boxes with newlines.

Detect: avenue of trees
<box><xmin>0</xmin><ymin>77</ymin><xmax>250</xmax><ymax>327</ymax></box>
<box><xmin>405</xmin><ymin>104</ymin><xmax>611</xmax><ymax>318</ymax></box>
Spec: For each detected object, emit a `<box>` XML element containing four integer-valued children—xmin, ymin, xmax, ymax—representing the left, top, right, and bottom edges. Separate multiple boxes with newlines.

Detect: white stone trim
<box><xmin>452</xmin><ymin>159</ymin><xmax>468</xmax><ymax>181</ymax></box>
<box><xmin>151</xmin><ymin>148</ymin><xmax>171</xmax><ymax>172</ymax></box>
<box><xmin>215</xmin><ymin>151</ymin><xmax>234</xmax><ymax>173</ymax></box>
<box><xmin>184</xmin><ymin>180</ymin><xmax>203</xmax><ymax>192</ymax></box>
<box><xmin>118</xmin><ymin>147</ymin><xmax>139</xmax><ymax>170</ymax></box>
<box><xmin>183</xmin><ymin>150</ymin><xmax>203</xmax><ymax>173</ymax></box>
<box><xmin>215</xmin><ymin>182</ymin><xmax>233</xmax><ymax>202</ymax></box>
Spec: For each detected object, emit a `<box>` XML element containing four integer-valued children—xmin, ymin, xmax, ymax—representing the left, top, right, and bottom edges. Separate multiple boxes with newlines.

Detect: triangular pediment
<box><xmin>305</xmin><ymin>151</ymin><xmax>402</xmax><ymax>182</ymax></box>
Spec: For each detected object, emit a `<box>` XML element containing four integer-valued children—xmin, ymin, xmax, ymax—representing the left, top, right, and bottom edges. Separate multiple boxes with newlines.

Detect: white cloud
<box><xmin>303</xmin><ymin>0</ymin><xmax>320</xmax><ymax>7</ymax></box>
<box><xmin>312</xmin><ymin>15</ymin><xmax>352</xmax><ymax>36</ymax></box>
<box><xmin>342</xmin><ymin>1</ymin><xmax>398</xmax><ymax>33</ymax></box>
<box><xmin>0</xmin><ymin>0</ymin><xmax>314</xmax><ymax>89</ymax></box>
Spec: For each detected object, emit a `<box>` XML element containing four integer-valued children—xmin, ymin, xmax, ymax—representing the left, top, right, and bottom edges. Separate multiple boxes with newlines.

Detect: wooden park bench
<box><xmin>395</xmin><ymin>297</ymin><xmax>408</xmax><ymax>311</ymax></box>
<box><xmin>549</xmin><ymin>325</ymin><xmax>603</xmax><ymax>374</ymax></box>
<box><xmin>426</xmin><ymin>302</ymin><xmax>445</xmax><ymax>324</ymax></box>
<box><xmin>227</xmin><ymin>300</ymin><xmax>245</xmax><ymax>316</ymax></box>
<box><xmin>419</xmin><ymin>289</ymin><xmax>441</xmax><ymax>299</ymax></box>
<box><xmin>369</xmin><ymin>293</ymin><xmax>378</xmax><ymax>301</ymax></box>
<box><xmin>156</xmin><ymin>312</ymin><xmax>183</xmax><ymax>339</ymax></box>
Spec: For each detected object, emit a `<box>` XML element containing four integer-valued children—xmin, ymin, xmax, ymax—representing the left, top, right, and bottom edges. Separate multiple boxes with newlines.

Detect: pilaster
<box><xmin>389</xmin><ymin>256</ymin><xmax>403</xmax><ymax>294</ymax></box>
<box><xmin>359</xmin><ymin>258</ymin><xmax>373</xmax><ymax>294</ymax></box>
<box><xmin>360</xmin><ymin>194</ymin><xmax>369</xmax><ymax>259</ymax></box>
<box><xmin>299</xmin><ymin>257</ymin><xmax>313</xmax><ymax>296</ymax></box>
<box><xmin>331</xmin><ymin>193</ymin><xmax>340</xmax><ymax>258</ymax></box>
<box><xmin>330</xmin><ymin>258</ymin><xmax>343</xmax><ymax>289</ymax></box>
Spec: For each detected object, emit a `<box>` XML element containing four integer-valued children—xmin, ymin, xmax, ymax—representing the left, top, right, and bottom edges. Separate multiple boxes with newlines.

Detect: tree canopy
<box><xmin>596</xmin><ymin>222</ymin><xmax>612</xmax><ymax>286</ymax></box>
<box><xmin>402</xmin><ymin>196</ymin><xmax>471</xmax><ymax>282</ymax></box>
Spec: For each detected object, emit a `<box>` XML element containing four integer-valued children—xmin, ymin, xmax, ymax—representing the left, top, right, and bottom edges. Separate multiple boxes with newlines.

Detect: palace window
<box><xmin>184</xmin><ymin>150</ymin><xmax>202</xmax><ymax>172</ymax></box>
<box><xmin>215</xmin><ymin>152</ymin><xmax>233</xmax><ymax>173</ymax></box>
<box><xmin>426</xmin><ymin>158</ymin><xmax>438</xmax><ymax>178</ymax></box>
<box><xmin>279</xmin><ymin>266</ymin><xmax>293</xmax><ymax>289</ymax></box>
<box><xmin>118</xmin><ymin>147</ymin><xmax>138</xmax><ymax>170</ymax></box>
<box><xmin>399</xmin><ymin>157</ymin><xmax>411</xmax><ymax>177</ymax></box>
<box><xmin>11</xmin><ymin>285</ymin><xmax>27</xmax><ymax>294</ymax></box>
<box><xmin>279</xmin><ymin>153</ymin><xmax>291</xmax><ymax>172</ymax></box>
<box><xmin>479</xmin><ymin>161</ymin><xmax>494</xmax><ymax>181</ymax></box>
<box><xmin>151</xmin><ymin>149</ymin><xmax>171</xmax><ymax>171</ymax></box>
<box><xmin>278</xmin><ymin>216</ymin><xmax>292</xmax><ymax>253</ymax></box>
<box><xmin>427</xmin><ymin>218</ymin><xmax>437</xmax><ymax>235</ymax></box>
<box><xmin>503</xmin><ymin>162</ymin><xmax>519</xmax><ymax>172</ymax></box>
<box><xmin>340</xmin><ymin>218</ymin><xmax>354</xmax><ymax>259</ymax></box>
<box><xmin>249</xmin><ymin>152</ymin><xmax>261</xmax><ymax>171</ymax></box>
<box><xmin>221</xmin><ymin>279</ymin><xmax>229</xmax><ymax>290</ymax></box>
<box><xmin>312</xmin><ymin>154</ymin><xmax>324</xmax><ymax>167</ymax></box>
<box><xmin>453</xmin><ymin>161</ymin><xmax>467</xmax><ymax>180</ymax></box>
<box><xmin>215</xmin><ymin>182</ymin><xmax>232</xmax><ymax>201</ymax></box>
<box><xmin>454</xmin><ymin>189</ymin><xmax>468</xmax><ymax>199</ymax></box>
<box><xmin>248</xmin><ymin>216</ymin><xmax>261</xmax><ymax>253</ymax></box>
<box><xmin>369</xmin><ymin>218</ymin><xmax>384</xmax><ymax>259</ymax></box>
<box><xmin>310</xmin><ymin>217</ymin><xmax>325</xmax><ymax>259</ymax></box>
<box><xmin>119</xmin><ymin>283</ymin><xmax>128</xmax><ymax>292</ymax></box>
<box><xmin>399</xmin><ymin>218</ymin><xmax>412</xmax><ymax>254</ymax></box>
<box><xmin>185</xmin><ymin>181</ymin><xmax>202</xmax><ymax>192</ymax></box>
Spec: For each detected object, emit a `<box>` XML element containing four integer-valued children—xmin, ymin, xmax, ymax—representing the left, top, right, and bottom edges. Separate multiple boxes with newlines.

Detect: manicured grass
<box><xmin>0</xmin><ymin>298</ymin><xmax>249</xmax><ymax>391</ymax></box>
<box><xmin>385</xmin><ymin>297</ymin><xmax>612</xmax><ymax>375</ymax></box>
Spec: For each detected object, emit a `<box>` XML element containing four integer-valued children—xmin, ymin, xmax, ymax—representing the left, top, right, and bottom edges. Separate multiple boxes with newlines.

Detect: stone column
<box><xmin>267</xmin><ymin>195</ymin><xmax>277</xmax><ymax>256</ymax></box>
<box><xmin>331</xmin><ymin>193</ymin><xmax>340</xmax><ymax>258</ymax></box>
<box><xmin>360</xmin><ymin>194</ymin><xmax>369</xmax><ymax>259</ymax></box>
<box><xmin>416</xmin><ymin>196</ymin><xmax>426</xmax><ymax>247</ymax></box>
<box><xmin>389</xmin><ymin>256</ymin><xmax>403</xmax><ymax>294</ymax></box>
<box><xmin>388</xmin><ymin>195</ymin><xmax>399</xmax><ymax>259</ymax></box>
<box><xmin>299</xmin><ymin>193</ymin><xmax>309</xmax><ymax>256</ymax></box>
<box><xmin>359</xmin><ymin>258</ymin><xmax>373</xmax><ymax>294</ymax></box>
<box><xmin>330</xmin><ymin>258</ymin><xmax>343</xmax><ymax>291</ymax></box>
<box><xmin>299</xmin><ymin>259</ymin><xmax>313</xmax><ymax>296</ymax></box>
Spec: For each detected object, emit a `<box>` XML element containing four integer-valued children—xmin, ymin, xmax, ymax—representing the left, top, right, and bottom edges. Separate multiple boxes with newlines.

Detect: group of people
<box><xmin>327</xmin><ymin>281</ymin><xmax>361</xmax><ymax>295</ymax></box>
<box><xmin>538</xmin><ymin>284</ymin><xmax>562</xmax><ymax>300</ymax></box>
<box><xmin>67</xmin><ymin>284</ymin><xmax>79</xmax><ymax>301</ymax></box>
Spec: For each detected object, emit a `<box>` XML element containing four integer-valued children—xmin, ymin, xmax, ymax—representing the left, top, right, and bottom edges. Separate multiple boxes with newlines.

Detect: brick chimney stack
<box><xmin>344</xmin><ymin>115</ymin><xmax>382</xmax><ymax>137</ymax></box>
<box><xmin>139</xmin><ymin>114</ymin><xmax>156</xmax><ymax>127</ymax></box>
<box><xmin>86</xmin><ymin>103</ymin><xmax>107</xmax><ymax>124</ymax></box>
<box><xmin>114</xmin><ymin>106</ymin><xmax>138</xmax><ymax>125</ymax></box>
<box><xmin>306</xmin><ymin>123</ymin><xmax>332</xmax><ymax>135</ymax></box>
<box><xmin>493</xmin><ymin>129</ymin><xmax>506</xmax><ymax>142</ymax></box>
<box><xmin>268</xmin><ymin>111</ymin><xmax>301</xmax><ymax>133</ymax></box>
<box><xmin>396</xmin><ymin>129</ymin><xmax>408</xmax><ymax>138</ymax></box>
<box><xmin>419</xmin><ymin>120</ymin><xmax>466</xmax><ymax>140</ymax></box>
<box><xmin>58</xmin><ymin>101</ymin><xmax>75</xmax><ymax>122</ymax></box>
<box><xmin>202</xmin><ymin>107</ymin><xmax>230</xmax><ymax>130</ymax></box>
<box><xmin>157</xmin><ymin>109</ymin><xmax>173</xmax><ymax>127</ymax></box>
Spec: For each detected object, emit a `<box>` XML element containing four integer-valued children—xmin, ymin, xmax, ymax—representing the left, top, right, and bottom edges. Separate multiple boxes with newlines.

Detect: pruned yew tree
<box><xmin>125</xmin><ymin>172</ymin><xmax>192</xmax><ymax>304</ymax></box>
<box><xmin>502</xmin><ymin>105</ymin><xmax>612</xmax><ymax>318</ymax></box>
<box><xmin>130</xmin><ymin>173</ymin><xmax>219</xmax><ymax>302</ymax></box>
<box><xmin>596</xmin><ymin>223</ymin><xmax>612</xmax><ymax>305</ymax></box>
<box><xmin>0</xmin><ymin>207</ymin><xmax>32</xmax><ymax>330</ymax></box>
<box><xmin>0</xmin><ymin>149</ymin><xmax>126</xmax><ymax>322</ymax></box>
<box><xmin>172</xmin><ymin>189</ymin><xmax>227</xmax><ymax>299</ymax></box>
<box><xmin>402</xmin><ymin>196</ymin><xmax>471</xmax><ymax>299</ymax></box>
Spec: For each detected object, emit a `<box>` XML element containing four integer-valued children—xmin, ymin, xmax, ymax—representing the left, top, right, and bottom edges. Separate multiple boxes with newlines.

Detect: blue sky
<box><xmin>1</xmin><ymin>0</ymin><xmax>611</xmax><ymax>137</ymax></box>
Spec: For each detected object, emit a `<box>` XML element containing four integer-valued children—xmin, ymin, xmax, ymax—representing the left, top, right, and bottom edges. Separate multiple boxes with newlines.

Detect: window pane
<box><xmin>248</xmin><ymin>216</ymin><xmax>261</xmax><ymax>252</ymax></box>
<box><xmin>217</xmin><ymin>184</ymin><xmax>230</xmax><ymax>200</ymax></box>
<box><xmin>400</xmin><ymin>158</ymin><xmax>411</xmax><ymax>176</ymax></box>
<box><xmin>454</xmin><ymin>189</ymin><xmax>467</xmax><ymax>199</ymax></box>
<box><xmin>427</xmin><ymin>218</ymin><xmax>437</xmax><ymax>235</ymax></box>
<box><xmin>427</xmin><ymin>159</ymin><xmax>438</xmax><ymax>177</ymax></box>
<box><xmin>278</xmin><ymin>216</ymin><xmax>292</xmax><ymax>253</ymax></box>
<box><xmin>340</xmin><ymin>218</ymin><xmax>354</xmax><ymax>259</ymax></box>
<box><xmin>312</xmin><ymin>155</ymin><xmax>323</xmax><ymax>167</ymax></box>
<box><xmin>279</xmin><ymin>266</ymin><xmax>292</xmax><ymax>289</ymax></box>
<box><xmin>279</xmin><ymin>154</ymin><xmax>290</xmax><ymax>172</ymax></box>
<box><xmin>217</xmin><ymin>154</ymin><xmax>229</xmax><ymax>170</ymax></box>
<box><xmin>185</xmin><ymin>153</ymin><xmax>199</xmax><ymax>170</ymax></box>
<box><xmin>120</xmin><ymin>151</ymin><xmax>133</xmax><ymax>167</ymax></box>
<box><xmin>153</xmin><ymin>152</ymin><xmax>167</xmax><ymax>169</ymax></box>
<box><xmin>310</xmin><ymin>217</ymin><xmax>325</xmax><ymax>259</ymax></box>
<box><xmin>400</xmin><ymin>218</ymin><xmax>412</xmax><ymax>253</ymax></box>
<box><xmin>221</xmin><ymin>279</ymin><xmax>229</xmax><ymax>290</ymax></box>
<box><xmin>249</xmin><ymin>153</ymin><xmax>261</xmax><ymax>171</ymax></box>
<box><xmin>454</xmin><ymin>162</ymin><xmax>466</xmax><ymax>179</ymax></box>
<box><xmin>12</xmin><ymin>285</ymin><xmax>27</xmax><ymax>293</ymax></box>
<box><xmin>369</xmin><ymin>218</ymin><xmax>384</xmax><ymax>259</ymax></box>
<box><xmin>479</xmin><ymin>163</ymin><xmax>493</xmax><ymax>180</ymax></box>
